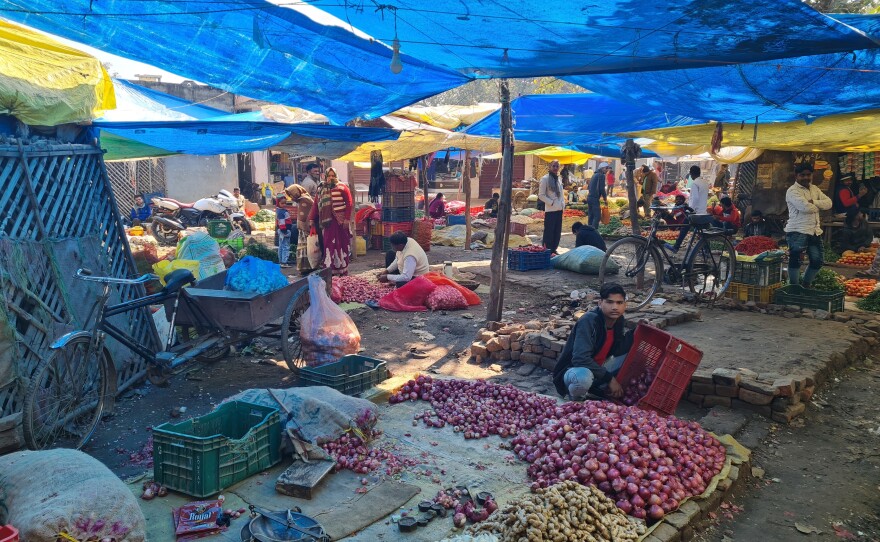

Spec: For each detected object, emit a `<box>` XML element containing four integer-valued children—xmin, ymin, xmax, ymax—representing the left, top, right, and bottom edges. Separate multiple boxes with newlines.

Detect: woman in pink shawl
<box><xmin>428</xmin><ymin>193</ymin><xmax>447</xmax><ymax>219</ymax></box>
<box><xmin>308</xmin><ymin>167</ymin><xmax>353</xmax><ymax>276</ymax></box>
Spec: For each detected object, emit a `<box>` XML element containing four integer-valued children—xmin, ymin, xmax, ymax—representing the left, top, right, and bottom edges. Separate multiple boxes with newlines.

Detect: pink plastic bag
<box><xmin>300</xmin><ymin>274</ymin><xmax>361</xmax><ymax>366</ymax></box>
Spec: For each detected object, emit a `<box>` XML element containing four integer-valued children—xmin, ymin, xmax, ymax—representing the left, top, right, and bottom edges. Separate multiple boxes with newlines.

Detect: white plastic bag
<box><xmin>307</xmin><ymin>232</ymin><xmax>322</xmax><ymax>269</ymax></box>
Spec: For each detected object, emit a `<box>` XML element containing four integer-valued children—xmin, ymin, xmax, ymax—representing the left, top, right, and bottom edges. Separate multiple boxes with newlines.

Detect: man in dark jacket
<box><xmin>571</xmin><ymin>222</ymin><xmax>607</xmax><ymax>251</ymax></box>
<box><xmin>553</xmin><ymin>283</ymin><xmax>634</xmax><ymax>400</ymax></box>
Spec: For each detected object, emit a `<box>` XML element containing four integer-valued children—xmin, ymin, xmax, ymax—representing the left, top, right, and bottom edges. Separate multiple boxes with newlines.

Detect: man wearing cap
<box><xmin>587</xmin><ymin>162</ymin><xmax>610</xmax><ymax>229</ymax></box>
<box><xmin>833</xmin><ymin>173</ymin><xmax>866</xmax><ymax>218</ymax></box>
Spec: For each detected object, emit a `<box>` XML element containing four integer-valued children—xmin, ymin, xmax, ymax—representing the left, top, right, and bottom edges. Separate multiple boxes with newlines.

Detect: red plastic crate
<box><xmin>382</xmin><ymin>221</ymin><xmax>413</xmax><ymax>237</ymax></box>
<box><xmin>386</xmin><ymin>174</ymin><xmax>417</xmax><ymax>192</ymax></box>
<box><xmin>511</xmin><ymin>222</ymin><xmax>528</xmax><ymax>236</ymax></box>
<box><xmin>0</xmin><ymin>525</ymin><xmax>19</xmax><ymax>542</ymax></box>
<box><xmin>355</xmin><ymin>221</ymin><xmax>367</xmax><ymax>236</ymax></box>
<box><xmin>616</xmin><ymin>324</ymin><xmax>703</xmax><ymax>415</ymax></box>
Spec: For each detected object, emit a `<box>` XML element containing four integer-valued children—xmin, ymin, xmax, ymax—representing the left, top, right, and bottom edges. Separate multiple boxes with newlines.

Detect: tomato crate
<box><xmin>355</xmin><ymin>221</ymin><xmax>367</xmax><ymax>236</ymax></box>
<box><xmin>616</xmin><ymin>324</ymin><xmax>703</xmax><ymax>416</ymax></box>
<box><xmin>382</xmin><ymin>221</ymin><xmax>413</xmax><ymax>237</ymax></box>
<box><xmin>724</xmin><ymin>281</ymin><xmax>783</xmax><ymax>304</ymax></box>
<box><xmin>507</xmin><ymin>248</ymin><xmax>552</xmax><ymax>271</ymax></box>
<box><xmin>299</xmin><ymin>355</ymin><xmax>389</xmax><ymax>396</ymax></box>
<box><xmin>153</xmin><ymin>401</ymin><xmax>281</xmax><ymax>498</ymax></box>
<box><xmin>774</xmin><ymin>284</ymin><xmax>845</xmax><ymax>313</ymax></box>
<box><xmin>510</xmin><ymin>222</ymin><xmax>529</xmax><ymax>237</ymax></box>
<box><xmin>386</xmin><ymin>174</ymin><xmax>417</xmax><ymax>192</ymax></box>
<box><xmin>382</xmin><ymin>207</ymin><xmax>415</xmax><ymax>223</ymax></box>
<box><xmin>383</xmin><ymin>191</ymin><xmax>415</xmax><ymax>208</ymax></box>
<box><xmin>723</xmin><ymin>255</ymin><xmax>783</xmax><ymax>286</ymax></box>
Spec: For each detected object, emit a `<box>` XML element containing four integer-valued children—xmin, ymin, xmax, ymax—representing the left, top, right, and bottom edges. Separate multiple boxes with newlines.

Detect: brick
<box><xmin>702</xmin><ymin>395</ymin><xmax>731</xmax><ymax>408</ymax></box>
<box><xmin>731</xmin><ymin>399</ymin><xmax>772</xmax><ymax>417</ymax></box>
<box><xmin>800</xmin><ymin>385</ymin><xmax>815</xmax><ymax>402</ymax></box>
<box><xmin>664</xmin><ymin>511</ymin><xmax>691</xmax><ymax>530</ymax></box>
<box><xmin>486</xmin><ymin>337</ymin><xmax>503</xmax><ymax>353</ymax></box>
<box><xmin>771</xmin><ymin>397</ymin><xmax>790</xmax><ymax>412</ymax></box>
<box><xmin>549</xmin><ymin>340</ymin><xmax>566</xmax><ymax>353</ymax></box>
<box><xmin>540</xmin><ymin>357</ymin><xmax>558</xmax><ymax>371</ymax></box>
<box><xmin>712</xmin><ymin>368</ymin><xmax>741</xmax><ymax>386</ymax></box>
<box><xmin>498</xmin><ymin>335</ymin><xmax>511</xmax><ymax>350</ymax></box>
<box><xmin>516</xmin><ymin>363</ymin><xmax>535</xmax><ymax>376</ymax></box>
<box><xmin>739</xmin><ymin>378</ymin><xmax>778</xmax><ymax>396</ymax></box>
<box><xmin>771</xmin><ymin>402</ymin><xmax>806</xmax><ymax>424</ymax></box>
<box><xmin>509</xmin><ymin>331</ymin><xmax>523</xmax><ymax>343</ymax></box>
<box><xmin>678</xmin><ymin>501</ymin><xmax>700</xmax><ymax>523</ymax></box>
<box><xmin>543</xmin><ymin>350</ymin><xmax>558</xmax><ymax>360</ymax></box>
<box><xmin>651</xmin><ymin>523</ymin><xmax>681</xmax><ymax>542</ymax></box>
<box><xmin>738</xmin><ymin>387</ymin><xmax>774</xmax><ymax>405</ymax></box>
<box><xmin>477</xmin><ymin>329</ymin><xmax>494</xmax><ymax>342</ymax></box>
<box><xmin>690</xmin><ymin>368</ymin><xmax>714</xmax><ymax>385</ymax></box>
<box><xmin>524</xmin><ymin>332</ymin><xmax>541</xmax><ymax>345</ymax></box>
<box><xmin>496</xmin><ymin>324</ymin><xmax>524</xmax><ymax>336</ymax></box>
<box><xmin>520</xmin><ymin>352</ymin><xmax>541</xmax><ymax>364</ymax></box>
<box><xmin>687</xmin><ymin>393</ymin><xmax>704</xmax><ymax>407</ymax></box>
<box><xmin>470</xmin><ymin>342</ymin><xmax>488</xmax><ymax>357</ymax></box>
<box><xmin>510</xmin><ymin>341</ymin><xmax>522</xmax><ymax>351</ymax></box>
<box><xmin>487</xmin><ymin>321</ymin><xmax>503</xmax><ymax>332</ymax></box>
<box><xmin>690</xmin><ymin>382</ymin><xmax>715</xmax><ymax>395</ymax></box>
<box><xmin>772</xmin><ymin>378</ymin><xmax>795</xmax><ymax>397</ymax></box>
<box><xmin>714</xmin><ymin>384</ymin><xmax>740</xmax><ymax>398</ymax></box>
<box><xmin>716</xmin><ymin>477</ymin><xmax>733</xmax><ymax>492</ymax></box>
<box><xmin>680</xmin><ymin>526</ymin><xmax>695</xmax><ymax>542</ymax></box>
<box><xmin>510</xmin><ymin>351</ymin><xmax>521</xmax><ymax>361</ymax></box>
<box><xmin>539</xmin><ymin>333</ymin><xmax>556</xmax><ymax>349</ymax></box>
<box><xmin>532</xmin><ymin>346</ymin><xmax>544</xmax><ymax>355</ymax></box>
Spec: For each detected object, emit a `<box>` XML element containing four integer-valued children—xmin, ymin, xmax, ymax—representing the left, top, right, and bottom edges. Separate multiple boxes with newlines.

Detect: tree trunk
<box><xmin>487</xmin><ymin>80</ymin><xmax>514</xmax><ymax>323</ymax></box>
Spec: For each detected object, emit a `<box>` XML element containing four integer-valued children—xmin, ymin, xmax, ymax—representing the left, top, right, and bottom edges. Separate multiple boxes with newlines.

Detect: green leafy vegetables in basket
<box><xmin>598</xmin><ymin>216</ymin><xmax>623</xmax><ymax>236</ymax></box>
<box><xmin>252</xmin><ymin>209</ymin><xmax>275</xmax><ymax>223</ymax></box>
<box><xmin>856</xmin><ymin>290</ymin><xmax>880</xmax><ymax>312</ymax></box>
<box><xmin>242</xmin><ymin>242</ymin><xmax>279</xmax><ymax>263</ymax></box>
<box><xmin>810</xmin><ymin>268</ymin><xmax>845</xmax><ymax>293</ymax></box>
<box><xmin>823</xmin><ymin>246</ymin><xmax>840</xmax><ymax>263</ymax></box>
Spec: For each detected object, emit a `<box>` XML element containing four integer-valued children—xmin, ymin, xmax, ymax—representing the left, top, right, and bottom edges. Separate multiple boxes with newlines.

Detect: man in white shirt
<box><xmin>785</xmin><ymin>162</ymin><xmax>833</xmax><ymax>287</ymax></box>
<box><xmin>539</xmin><ymin>160</ymin><xmax>567</xmax><ymax>254</ymax></box>
<box><xmin>670</xmin><ymin>165</ymin><xmax>710</xmax><ymax>252</ymax></box>
<box><xmin>379</xmin><ymin>232</ymin><xmax>430</xmax><ymax>284</ymax></box>
<box><xmin>300</xmin><ymin>163</ymin><xmax>320</xmax><ymax>198</ymax></box>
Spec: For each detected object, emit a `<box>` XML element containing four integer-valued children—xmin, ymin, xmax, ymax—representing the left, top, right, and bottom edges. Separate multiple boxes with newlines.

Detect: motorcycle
<box><xmin>150</xmin><ymin>189</ymin><xmax>252</xmax><ymax>246</ymax></box>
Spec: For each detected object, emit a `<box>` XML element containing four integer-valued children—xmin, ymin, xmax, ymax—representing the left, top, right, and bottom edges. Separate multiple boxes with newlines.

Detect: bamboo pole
<box><xmin>487</xmin><ymin>80</ymin><xmax>514</xmax><ymax>323</ymax></box>
<box><xmin>463</xmin><ymin>150</ymin><xmax>472</xmax><ymax>249</ymax></box>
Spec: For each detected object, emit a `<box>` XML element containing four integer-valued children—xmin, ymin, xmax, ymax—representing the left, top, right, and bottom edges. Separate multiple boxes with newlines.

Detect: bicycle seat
<box><xmin>162</xmin><ymin>269</ymin><xmax>196</xmax><ymax>293</ymax></box>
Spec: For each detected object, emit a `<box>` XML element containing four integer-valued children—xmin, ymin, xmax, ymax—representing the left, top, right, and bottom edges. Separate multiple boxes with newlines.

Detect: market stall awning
<box><xmin>4</xmin><ymin>1</ymin><xmax>878</xmax><ymax>123</ymax></box>
<box><xmin>0</xmin><ymin>19</ymin><xmax>114</xmax><ymax>125</ymax></box>
<box><xmin>391</xmin><ymin>104</ymin><xmax>500</xmax><ymax>131</ymax></box>
<box><xmin>567</xmin><ymin>14</ymin><xmax>880</xmax><ymax>124</ymax></box>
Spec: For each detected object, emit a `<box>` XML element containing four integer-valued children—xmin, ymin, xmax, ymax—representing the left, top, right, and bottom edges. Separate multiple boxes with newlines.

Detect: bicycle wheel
<box><xmin>23</xmin><ymin>337</ymin><xmax>108</xmax><ymax>450</ymax></box>
<box><xmin>280</xmin><ymin>286</ymin><xmax>310</xmax><ymax>372</ymax></box>
<box><xmin>599</xmin><ymin>237</ymin><xmax>663</xmax><ymax>310</ymax></box>
<box><xmin>684</xmin><ymin>235</ymin><xmax>736</xmax><ymax>301</ymax></box>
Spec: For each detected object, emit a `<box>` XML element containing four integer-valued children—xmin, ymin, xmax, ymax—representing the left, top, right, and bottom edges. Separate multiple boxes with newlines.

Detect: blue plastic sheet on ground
<box><xmin>4</xmin><ymin>0</ymin><xmax>877</xmax><ymax>123</ymax></box>
<box><xmin>466</xmin><ymin>94</ymin><xmax>700</xmax><ymax>150</ymax></box>
<box><xmin>225</xmin><ymin>256</ymin><xmax>288</xmax><ymax>295</ymax></box>
<box><xmin>567</xmin><ymin>13</ymin><xmax>880</xmax><ymax>124</ymax></box>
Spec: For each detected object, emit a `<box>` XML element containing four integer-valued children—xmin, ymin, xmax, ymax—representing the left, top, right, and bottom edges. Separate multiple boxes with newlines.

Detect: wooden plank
<box><xmin>275</xmin><ymin>460</ymin><xmax>335</xmax><ymax>500</ymax></box>
<box><xmin>16</xmin><ymin>142</ymin><xmax>48</xmax><ymax>240</ymax></box>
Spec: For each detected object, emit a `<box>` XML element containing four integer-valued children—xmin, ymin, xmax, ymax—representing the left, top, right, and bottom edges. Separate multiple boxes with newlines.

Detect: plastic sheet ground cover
<box><xmin>4</xmin><ymin>0</ymin><xmax>878</xmax><ymax>124</ymax></box>
<box><xmin>568</xmin><ymin>13</ymin><xmax>880</xmax><ymax>124</ymax></box>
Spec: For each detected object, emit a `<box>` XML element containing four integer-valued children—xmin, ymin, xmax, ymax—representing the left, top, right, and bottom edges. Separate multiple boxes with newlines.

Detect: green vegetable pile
<box><xmin>823</xmin><ymin>246</ymin><xmax>840</xmax><ymax>263</ymax></box>
<box><xmin>252</xmin><ymin>209</ymin><xmax>275</xmax><ymax>223</ymax></box>
<box><xmin>598</xmin><ymin>216</ymin><xmax>623</xmax><ymax>236</ymax></box>
<box><xmin>856</xmin><ymin>290</ymin><xmax>880</xmax><ymax>312</ymax></box>
<box><xmin>810</xmin><ymin>268</ymin><xmax>845</xmax><ymax>293</ymax></box>
<box><xmin>242</xmin><ymin>242</ymin><xmax>279</xmax><ymax>263</ymax></box>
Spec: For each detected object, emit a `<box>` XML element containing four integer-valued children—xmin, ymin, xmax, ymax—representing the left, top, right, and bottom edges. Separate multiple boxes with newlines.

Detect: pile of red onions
<box><xmin>320</xmin><ymin>432</ymin><xmax>421</xmax><ymax>476</ymax></box>
<box><xmin>333</xmin><ymin>275</ymin><xmax>395</xmax><ymax>303</ymax></box>
<box><xmin>510</xmin><ymin>401</ymin><xmax>726</xmax><ymax>521</ymax></box>
<box><xmin>432</xmin><ymin>489</ymin><xmax>498</xmax><ymax>525</ymax></box>
<box><xmin>389</xmin><ymin>376</ymin><xmax>558</xmax><ymax>439</ymax></box>
<box><xmin>621</xmin><ymin>368</ymin><xmax>657</xmax><ymax>406</ymax></box>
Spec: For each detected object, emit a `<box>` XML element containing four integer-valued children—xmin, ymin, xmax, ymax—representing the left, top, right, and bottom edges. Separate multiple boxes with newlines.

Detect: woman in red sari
<box><xmin>309</xmin><ymin>167</ymin><xmax>353</xmax><ymax>276</ymax></box>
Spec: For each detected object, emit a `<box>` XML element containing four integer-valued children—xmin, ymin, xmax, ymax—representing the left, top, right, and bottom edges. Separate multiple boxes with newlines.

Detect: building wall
<box><xmin>478</xmin><ymin>156</ymin><xmax>527</xmax><ymax>199</ymax></box>
<box><xmin>126</xmin><ymin>80</ymin><xmax>272</xmax><ymax>113</ymax></box>
<box><xmin>164</xmin><ymin>154</ymin><xmax>239</xmax><ymax>202</ymax></box>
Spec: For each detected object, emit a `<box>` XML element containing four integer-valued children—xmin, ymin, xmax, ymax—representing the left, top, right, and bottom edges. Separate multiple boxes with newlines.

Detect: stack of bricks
<box><xmin>469</xmin><ymin>317</ymin><xmax>578</xmax><ymax>371</ymax></box>
<box><xmin>686</xmin><ymin>368</ymin><xmax>814</xmax><ymax>424</ymax></box>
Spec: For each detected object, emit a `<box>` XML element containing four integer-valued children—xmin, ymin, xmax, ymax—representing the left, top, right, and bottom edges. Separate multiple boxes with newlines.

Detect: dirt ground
<box><xmin>80</xmin><ymin>240</ymin><xmax>880</xmax><ymax>541</ymax></box>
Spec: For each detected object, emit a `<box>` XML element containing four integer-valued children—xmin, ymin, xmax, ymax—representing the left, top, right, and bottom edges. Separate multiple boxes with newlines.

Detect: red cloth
<box><xmin>594</xmin><ymin>328</ymin><xmax>615</xmax><ymax>365</ymax></box>
<box><xmin>709</xmin><ymin>204</ymin><xmax>741</xmax><ymax>228</ymax></box>
<box><xmin>421</xmin><ymin>272</ymin><xmax>481</xmax><ymax>306</ymax></box>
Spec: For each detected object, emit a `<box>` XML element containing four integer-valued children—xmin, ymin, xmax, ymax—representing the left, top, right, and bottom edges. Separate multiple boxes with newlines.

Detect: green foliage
<box><xmin>856</xmin><ymin>289</ymin><xmax>880</xmax><ymax>312</ymax></box>
<box><xmin>252</xmin><ymin>209</ymin><xmax>275</xmax><ymax>223</ymax></box>
<box><xmin>243</xmin><ymin>242</ymin><xmax>279</xmax><ymax>263</ymax></box>
<box><xmin>598</xmin><ymin>216</ymin><xmax>623</xmax><ymax>236</ymax></box>
<box><xmin>811</xmin><ymin>268</ymin><xmax>845</xmax><ymax>293</ymax></box>
<box><xmin>824</xmin><ymin>246</ymin><xmax>840</xmax><ymax>263</ymax></box>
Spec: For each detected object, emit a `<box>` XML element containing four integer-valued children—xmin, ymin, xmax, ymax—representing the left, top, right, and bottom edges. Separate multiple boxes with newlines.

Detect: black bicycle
<box><xmin>598</xmin><ymin>205</ymin><xmax>736</xmax><ymax>309</ymax></box>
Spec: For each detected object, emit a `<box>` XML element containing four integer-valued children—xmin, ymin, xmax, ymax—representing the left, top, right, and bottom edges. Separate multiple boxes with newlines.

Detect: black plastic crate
<box><xmin>383</xmin><ymin>191</ymin><xmax>415</xmax><ymax>208</ymax></box>
<box><xmin>507</xmin><ymin>248</ymin><xmax>552</xmax><ymax>271</ymax></box>
<box><xmin>724</xmin><ymin>256</ymin><xmax>784</xmax><ymax>286</ymax></box>
<box><xmin>868</xmin><ymin>208</ymin><xmax>880</xmax><ymax>222</ymax></box>
<box><xmin>774</xmin><ymin>285</ymin><xmax>845</xmax><ymax>313</ymax></box>
<box><xmin>382</xmin><ymin>207</ymin><xmax>415</xmax><ymax>222</ymax></box>
<box><xmin>299</xmin><ymin>355</ymin><xmax>389</xmax><ymax>396</ymax></box>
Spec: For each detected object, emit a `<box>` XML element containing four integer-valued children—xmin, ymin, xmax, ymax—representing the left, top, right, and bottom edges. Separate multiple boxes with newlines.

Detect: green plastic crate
<box><xmin>207</xmin><ymin>219</ymin><xmax>233</xmax><ymax>239</ymax></box>
<box><xmin>299</xmin><ymin>355</ymin><xmax>388</xmax><ymax>396</ymax></box>
<box><xmin>153</xmin><ymin>401</ymin><xmax>281</xmax><ymax>498</ymax></box>
<box><xmin>774</xmin><ymin>284</ymin><xmax>845</xmax><ymax>313</ymax></box>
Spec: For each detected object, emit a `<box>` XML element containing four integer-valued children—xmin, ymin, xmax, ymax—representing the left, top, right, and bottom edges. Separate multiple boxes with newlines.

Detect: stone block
<box><xmin>510</xmin><ymin>341</ymin><xmax>522</xmax><ymax>351</ymax></box>
<box><xmin>487</xmin><ymin>321</ymin><xmax>504</xmax><ymax>332</ymax></box>
<box><xmin>680</xmin><ymin>526</ymin><xmax>695</xmax><ymax>542</ymax></box>
<box><xmin>731</xmin><ymin>399</ymin><xmax>772</xmax><ymax>417</ymax></box>
<box><xmin>690</xmin><ymin>382</ymin><xmax>715</xmax><ymax>395</ymax></box>
<box><xmin>702</xmin><ymin>395</ymin><xmax>731</xmax><ymax>408</ymax></box>
<box><xmin>739</xmin><ymin>378</ymin><xmax>778</xmax><ymax>396</ymax></box>
<box><xmin>470</xmin><ymin>342</ymin><xmax>488</xmax><ymax>358</ymax></box>
<box><xmin>543</xmin><ymin>350</ymin><xmax>558</xmax><ymax>360</ymax></box>
<box><xmin>772</xmin><ymin>378</ymin><xmax>795</xmax><ymax>397</ymax></box>
<box><xmin>478</xmin><ymin>329</ymin><xmax>494</xmax><ymax>342</ymax></box>
<box><xmin>520</xmin><ymin>352</ymin><xmax>541</xmax><ymax>364</ymax></box>
<box><xmin>524</xmin><ymin>320</ymin><xmax>543</xmax><ymax>330</ymax></box>
<box><xmin>539</xmin><ymin>333</ymin><xmax>556</xmax><ymax>349</ymax></box>
<box><xmin>488</xmin><ymin>363</ymin><xmax>503</xmax><ymax>373</ymax></box>
<box><xmin>663</xmin><ymin>511</ymin><xmax>691</xmax><ymax>530</ymax></box>
<box><xmin>738</xmin><ymin>387</ymin><xmax>774</xmax><ymax>405</ymax></box>
<box><xmin>712</xmin><ymin>368</ymin><xmax>741</xmax><ymax>386</ymax></box>
<box><xmin>716</xmin><ymin>477</ymin><xmax>733</xmax><ymax>492</ymax></box>
<box><xmin>524</xmin><ymin>332</ymin><xmax>541</xmax><ymax>344</ymax></box>
<box><xmin>510</xmin><ymin>351</ymin><xmax>521</xmax><ymax>361</ymax></box>
<box><xmin>496</xmin><ymin>324</ymin><xmax>524</xmax><ymax>335</ymax></box>
<box><xmin>498</xmin><ymin>335</ymin><xmax>511</xmax><ymax>350</ymax></box>
<box><xmin>549</xmin><ymin>340</ymin><xmax>566</xmax><ymax>353</ymax></box>
<box><xmin>737</xmin><ymin>368</ymin><xmax>758</xmax><ymax>378</ymax></box>
<box><xmin>509</xmin><ymin>331</ymin><xmax>524</xmax><ymax>343</ymax></box>
<box><xmin>516</xmin><ymin>363</ymin><xmax>536</xmax><ymax>376</ymax></box>
<box><xmin>540</xmin><ymin>357</ymin><xmax>558</xmax><ymax>371</ymax></box>
<box><xmin>800</xmin><ymin>385</ymin><xmax>815</xmax><ymax>402</ymax></box>
<box><xmin>532</xmin><ymin>346</ymin><xmax>544</xmax><ymax>355</ymax></box>
<box><xmin>714</xmin><ymin>384</ymin><xmax>739</xmax><ymax>398</ymax></box>
<box><xmin>697</xmin><ymin>490</ymin><xmax>723</xmax><ymax>518</ymax></box>
<box><xmin>690</xmin><ymin>368</ymin><xmax>714</xmax><ymax>385</ymax></box>
<box><xmin>678</xmin><ymin>501</ymin><xmax>701</xmax><ymax>523</ymax></box>
<box><xmin>651</xmin><ymin>523</ymin><xmax>681</xmax><ymax>542</ymax></box>
<box><xmin>687</xmin><ymin>393</ymin><xmax>704</xmax><ymax>407</ymax></box>
<box><xmin>771</xmin><ymin>402</ymin><xmax>806</xmax><ymax>424</ymax></box>
<box><xmin>486</xmin><ymin>337</ymin><xmax>503</xmax><ymax>353</ymax></box>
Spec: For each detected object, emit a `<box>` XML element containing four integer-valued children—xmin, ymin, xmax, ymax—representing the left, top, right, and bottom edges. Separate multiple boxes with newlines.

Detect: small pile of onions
<box><xmin>389</xmin><ymin>376</ymin><xmax>558</xmax><ymax>439</ymax></box>
<box><xmin>433</xmin><ymin>489</ymin><xmax>497</xmax><ymax>524</ymax></box>
<box><xmin>320</xmin><ymin>432</ymin><xmax>420</xmax><ymax>476</ymax></box>
<box><xmin>510</xmin><ymin>401</ymin><xmax>726</xmax><ymax>522</ymax></box>
<box><xmin>621</xmin><ymin>368</ymin><xmax>656</xmax><ymax>406</ymax></box>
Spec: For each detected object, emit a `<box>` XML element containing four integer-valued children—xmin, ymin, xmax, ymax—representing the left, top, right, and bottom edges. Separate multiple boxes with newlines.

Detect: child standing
<box><xmin>275</xmin><ymin>195</ymin><xmax>293</xmax><ymax>267</ymax></box>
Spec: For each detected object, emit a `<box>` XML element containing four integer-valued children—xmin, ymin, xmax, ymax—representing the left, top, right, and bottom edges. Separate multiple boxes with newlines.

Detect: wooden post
<box><xmin>463</xmin><ymin>150</ymin><xmax>472</xmax><ymax>249</ymax></box>
<box><xmin>487</xmin><ymin>80</ymin><xmax>514</xmax><ymax>323</ymax></box>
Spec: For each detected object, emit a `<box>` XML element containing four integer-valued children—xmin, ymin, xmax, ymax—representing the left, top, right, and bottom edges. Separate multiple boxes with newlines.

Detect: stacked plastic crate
<box><xmin>723</xmin><ymin>254</ymin><xmax>785</xmax><ymax>304</ymax></box>
<box><xmin>381</xmin><ymin>172</ymin><xmax>416</xmax><ymax>252</ymax></box>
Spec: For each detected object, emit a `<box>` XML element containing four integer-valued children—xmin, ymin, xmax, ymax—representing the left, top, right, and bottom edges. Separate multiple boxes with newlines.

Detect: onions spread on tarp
<box><xmin>333</xmin><ymin>275</ymin><xmax>395</xmax><ymax>303</ymax></box>
<box><xmin>320</xmin><ymin>431</ymin><xmax>420</xmax><ymax>477</ymax></box>
<box><xmin>389</xmin><ymin>376</ymin><xmax>558</xmax><ymax>439</ymax></box>
<box><xmin>511</xmin><ymin>401</ymin><xmax>726</xmax><ymax>521</ymax></box>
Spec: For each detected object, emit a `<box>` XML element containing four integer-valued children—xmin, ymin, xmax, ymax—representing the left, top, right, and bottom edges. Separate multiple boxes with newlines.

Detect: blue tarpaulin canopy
<box><xmin>3</xmin><ymin>0</ymin><xmax>878</xmax><ymax>123</ymax></box>
<box><xmin>567</xmin><ymin>14</ymin><xmax>880</xmax><ymax>124</ymax></box>
<box><xmin>465</xmin><ymin>94</ymin><xmax>702</xmax><ymax>156</ymax></box>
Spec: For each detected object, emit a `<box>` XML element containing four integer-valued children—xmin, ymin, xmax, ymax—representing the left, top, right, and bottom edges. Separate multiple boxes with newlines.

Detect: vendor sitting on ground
<box><xmin>838</xmin><ymin>208</ymin><xmax>874</xmax><ymax>253</ymax></box>
<box><xmin>379</xmin><ymin>232</ymin><xmax>430</xmax><ymax>285</ymax></box>
<box><xmin>428</xmin><ymin>193</ymin><xmax>447</xmax><ymax>219</ymax></box>
<box><xmin>483</xmin><ymin>193</ymin><xmax>499</xmax><ymax>218</ymax></box>
<box><xmin>709</xmin><ymin>196</ymin><xmax>741</xmax><ymax>234</ymax></box>
<box><xmin>743</xmin><ymin>209</ymin><xmax>770</xmax><ymax>238</ymax></box>
<box><xmin>129</xmin><ymin>193</ymin><xmax>152</xmax><ymax>225</ymax></box>
<box><xmin>657</xmin><ymin>194</ymin><xmax>692</xmax><ymax>226</ymax></box>
<box><xmin>571</xmin><ymin>222</ymin><xmax>607</xmax><ymax>251</ymax></box>
<box><xmin>552</xmin><ymin>283</ymin><xmax>634</xmax><ymax>401</ymax></box>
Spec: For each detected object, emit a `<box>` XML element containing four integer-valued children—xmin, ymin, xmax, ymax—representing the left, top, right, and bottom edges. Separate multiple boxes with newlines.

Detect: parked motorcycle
<box><xmin>150</xmin><ymin>189</ymin><xmax>252</xmax><ymax>246</ymax></box>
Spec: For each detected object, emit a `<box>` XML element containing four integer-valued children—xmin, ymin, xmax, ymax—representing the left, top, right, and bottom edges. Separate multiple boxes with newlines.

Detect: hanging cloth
<box><xmin>369</xmin><ymin>150</ymin><xmax>385</xmax><ymax>203</ymax></box>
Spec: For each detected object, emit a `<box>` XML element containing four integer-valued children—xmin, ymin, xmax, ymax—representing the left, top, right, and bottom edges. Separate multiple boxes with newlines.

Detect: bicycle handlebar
<box><xmin>75</xmin><ymin>268</ymin><xmax>157</xmax><ymax>285</ymax></box>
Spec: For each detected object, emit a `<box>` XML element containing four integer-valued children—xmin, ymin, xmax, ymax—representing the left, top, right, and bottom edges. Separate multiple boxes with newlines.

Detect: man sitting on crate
<box><xmin>553</xmin><ymin>283</ymin><xmax>634</xmax><ymax>402</ymax></box>
<box><xmin>379</xmin><ymin>232</ymin><xmax>430</xmax><ymax>285</ymax></box>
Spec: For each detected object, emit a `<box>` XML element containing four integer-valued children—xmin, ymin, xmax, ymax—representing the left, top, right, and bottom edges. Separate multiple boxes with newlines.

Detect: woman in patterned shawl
<box><xmin>308</xmin><ymin>167</ymin><xmax>353</xmax><ymax>275</ymax></box>
<box><xmin>283</xmin><ymin>183</ymin><xmax>314</xmax><ymax>274</ymax></box>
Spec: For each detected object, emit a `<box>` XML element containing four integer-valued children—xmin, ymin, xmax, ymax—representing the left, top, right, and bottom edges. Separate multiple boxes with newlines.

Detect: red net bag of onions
<box><xmin>425</xmin><ymin>285</ymin><xmax>468</xmax><ymax>310</ymax></box>
<box><xmin>299</xmin><ymin>274</ymin><xmax>361</xmax><ymax>366</ymax></box>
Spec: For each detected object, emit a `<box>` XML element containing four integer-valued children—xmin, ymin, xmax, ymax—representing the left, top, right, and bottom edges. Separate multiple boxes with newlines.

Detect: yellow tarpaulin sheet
<box><xmin>518</xmin><ymin>146</ymin><xmax>595</xmax><ymax>164</ymax></box>
<box><xmin>629</xmin><ymin>110</ymin><xmax>880</xmax><ymax>153</ymax></box>
<box><xmin>0</xmin><ymin>20</ymin><xmax>115</xmax><ymax>126</ymax></box>
<box><xmin>393</xmin><ymin>103</ymin><xmax>499</xmax><ymax>130</ymax></box>
<box><xmin>338</xmin><ymin>130</ymin><xmax>545</xmax><ymax>162</ymax></box>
